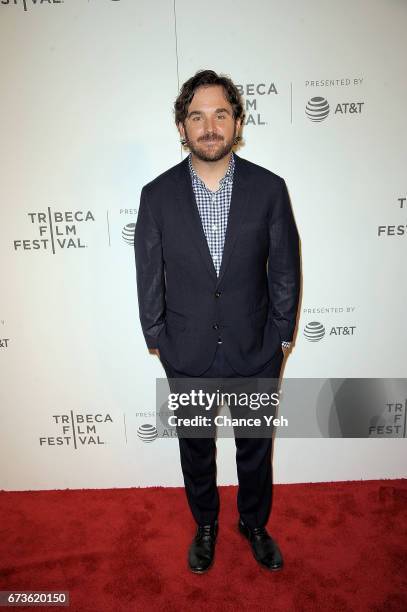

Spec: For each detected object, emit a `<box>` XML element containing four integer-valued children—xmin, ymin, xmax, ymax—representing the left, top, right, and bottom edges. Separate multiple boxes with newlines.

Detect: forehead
<box><xmin>188</xmin><ymin>84</ymin><xmax>232</xmax><ymax>111</ymax></box>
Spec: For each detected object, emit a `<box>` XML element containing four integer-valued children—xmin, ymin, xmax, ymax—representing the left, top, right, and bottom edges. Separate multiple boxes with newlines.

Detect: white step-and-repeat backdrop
<box><xmin>1</xmin><ymin>0</ymin><xmax>406</xmax><ymax>490</ymax></box>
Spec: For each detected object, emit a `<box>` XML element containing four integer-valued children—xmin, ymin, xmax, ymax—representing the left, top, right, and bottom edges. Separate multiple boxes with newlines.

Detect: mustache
<box><xmin>198</xmin><ymin>133</ymin><xmax>224</xmax><ymax>142</ymax></box>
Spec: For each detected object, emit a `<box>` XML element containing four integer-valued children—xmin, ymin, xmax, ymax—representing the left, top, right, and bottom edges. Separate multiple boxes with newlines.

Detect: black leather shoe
<box><xmin>238</xmin><ymin>518</ymin><xmax>283</xmax><ymax>571</ymax></box>
<box><xmin>188</xmin><ymin>521</ymin><xmax>218</xmax><ymax>573</ymax></box>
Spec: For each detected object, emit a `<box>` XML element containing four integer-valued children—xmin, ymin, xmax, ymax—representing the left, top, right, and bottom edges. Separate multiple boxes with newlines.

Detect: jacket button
<box><xmin>212</xmin><ymin>324</ymin><xmax>219</xmax><ymax>330</ymax></box>
<box><xmin>215</xmin><ymin>291</ymin><xmax>221</xmax><ymax>298</ymax></box>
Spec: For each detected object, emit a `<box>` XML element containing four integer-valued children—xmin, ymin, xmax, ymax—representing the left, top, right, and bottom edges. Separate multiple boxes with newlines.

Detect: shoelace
<box><xmin>247</xmin><ymin>525</ymin><xmax>269</xmax><ymax>540</ymax></box>
<box><xmin>197</xmin><ymin>525</ymin><xmax>216</xmax><ymax>539</ymax></box>
<box><xmin>251</xmin><ymin>526</ymin><xmax>267</xmax><ymax>537</ymax></box>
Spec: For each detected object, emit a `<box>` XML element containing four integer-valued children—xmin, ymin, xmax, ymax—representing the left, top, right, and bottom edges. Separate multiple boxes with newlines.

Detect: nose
<box><xmin>204</xmin><ymin>115</ymin><xmax>216</xmax><ymax>133</ymax></box>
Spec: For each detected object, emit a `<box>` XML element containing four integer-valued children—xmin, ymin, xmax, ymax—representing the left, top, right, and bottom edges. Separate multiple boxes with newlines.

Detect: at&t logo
<box><xmin>122</xmin><ymin>223</ymin><xmax>136</xmax><ymax>245</ymax></box>
<box><xmin>137</xmin><ymin>424</ymin><xmax>158</xmax><ymax>443</ymax></box>
<box><xmin>305</xmin><ymin>97</ymin><xmax>330</xmax><ymax>122</ymax></box>
<box><xmin>304</xmin><ymin>321</ymin><xmax>356</xmax><ymax>341</ymax></box>
<box><xmin>306</xmin><ymin>97</ymin><xmax>364</xmax><ymax>122</ymax></box>
<box><xmin>304</xmin><ymin>321</ymin><xmax>325</xmax><ymax>341</ymax></box>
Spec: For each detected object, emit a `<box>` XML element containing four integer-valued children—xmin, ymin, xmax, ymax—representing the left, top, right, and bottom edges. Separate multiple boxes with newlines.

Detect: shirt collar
<box><xmin>188</xmin><ymin>152</ymin><xmax>235</xmax><ymax>187</ymax></box>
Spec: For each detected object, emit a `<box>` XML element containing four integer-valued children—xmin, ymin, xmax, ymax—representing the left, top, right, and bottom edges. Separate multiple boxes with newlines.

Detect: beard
<box><xmin>184</xmin><ymin>129</ymin><xmax>236</xmax><ymax>162</ymax></box>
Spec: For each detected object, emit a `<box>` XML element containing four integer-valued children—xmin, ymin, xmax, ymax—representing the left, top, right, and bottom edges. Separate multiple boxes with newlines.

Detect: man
<box><xmin>134</xmin><ymin>70</ymin><xmax>300</xmax><ymax>573</ymax></box>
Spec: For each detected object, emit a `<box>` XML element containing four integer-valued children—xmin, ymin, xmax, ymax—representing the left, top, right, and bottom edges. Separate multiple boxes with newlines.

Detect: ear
<box><xmin>177</xmin><ymin>122</ymin><xmax>186</xmax><ymax>140</ymax></box>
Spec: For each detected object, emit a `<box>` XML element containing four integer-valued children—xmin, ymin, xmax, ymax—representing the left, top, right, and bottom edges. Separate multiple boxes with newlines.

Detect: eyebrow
<box><xmin>187</xmin><ymin>107</ymin><xmax>232</xmax><ymax>118</ymax></box>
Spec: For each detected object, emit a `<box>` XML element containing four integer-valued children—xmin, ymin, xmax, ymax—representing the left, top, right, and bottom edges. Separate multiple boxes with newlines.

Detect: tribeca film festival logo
<box><xmin>369</xmin><ymin>400</ymin><xmax>407</xmax><ymax>437</ymax></box>
<box><xmin>303</xmin><ymin>305</ymin><xmax>356</xmax><ymax>342</ymax></box>
<box><xmin>39</xmin><ymin>411</ymin><xmax>113</xmax><ymax>448</ymax></box>
<box><xmin>13</xmin><ymin>208</ymin><xmax>95</xmax><ymax>253</ymax></box>
<box><xmin>236</xmin><ymin>82</ymin><xmax>278</xmax><ymax>126</ymax></box>
<box><xmin>305</xmin><ymin>76</ymin><xmax>364</xmax><ymax>122</ymax></box>
<box><xmin>377</xmin><ymin>196</ymin><xmax>406</xmax><ymax>237</ymax></box>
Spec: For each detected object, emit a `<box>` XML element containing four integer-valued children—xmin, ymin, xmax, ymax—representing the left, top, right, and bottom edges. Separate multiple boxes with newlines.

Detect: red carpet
<box><xmin>1</xmin><ymin>480</ymin><xmax>406</xmax><ymax>611</ymax></box>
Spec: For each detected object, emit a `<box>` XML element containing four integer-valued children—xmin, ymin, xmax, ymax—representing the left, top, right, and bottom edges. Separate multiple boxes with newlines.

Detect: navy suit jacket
<box><xmin>134</xmin><ymin>153</ymin><xmax>301</xmax><ymax>376</ymax></box>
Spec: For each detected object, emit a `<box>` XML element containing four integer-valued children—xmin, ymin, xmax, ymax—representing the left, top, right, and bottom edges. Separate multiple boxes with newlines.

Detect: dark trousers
<box><xmin>160</xmin><ymin>344</ymin><xmax>284</xmax><ymax>529</ymax></box>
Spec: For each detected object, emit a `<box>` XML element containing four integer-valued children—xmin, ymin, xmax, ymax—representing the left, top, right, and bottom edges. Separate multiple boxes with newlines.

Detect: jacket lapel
<box><xmin>176</xmin><ymin>156</ymin><xmax>218</xmax><ymax>281</ymax></box>
<box><xmin>217</xmin><ymin>154</ymin><xmax>250</xmax><ymax>286</ymax></box>
<box><xmin>175</xmin><ymin>153</ymin><xmax>251</xmax><ymax>286</ymax></box>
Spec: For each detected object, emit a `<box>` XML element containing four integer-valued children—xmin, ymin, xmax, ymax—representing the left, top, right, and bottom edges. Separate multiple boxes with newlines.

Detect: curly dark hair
<box><xmin>174</xmin><ymin>69</ymin><xmax>245</xmax><ymax>126</ymax></box>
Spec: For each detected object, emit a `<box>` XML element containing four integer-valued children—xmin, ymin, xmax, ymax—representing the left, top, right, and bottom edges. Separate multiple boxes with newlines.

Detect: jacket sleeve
<box><xmin>267</xmin><ymin>178</ymin><xmax>301</xmax><ymax>343</ymax></box>
<box><xmin>134</xmin><ymin>186</ymin><xmax>165</xmax><ymax>349</ymax></box>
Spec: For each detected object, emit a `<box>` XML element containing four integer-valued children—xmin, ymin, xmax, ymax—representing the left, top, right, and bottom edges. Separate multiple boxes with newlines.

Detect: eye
<box><xmin>192</xmin><ymin>116</ymin><xmax>201</xmax><ymax>121</ymax></box>
<box><xmin>216</xmin><ymin>114</ymin><xmax>226</xmax><ymax>120</ymax></box>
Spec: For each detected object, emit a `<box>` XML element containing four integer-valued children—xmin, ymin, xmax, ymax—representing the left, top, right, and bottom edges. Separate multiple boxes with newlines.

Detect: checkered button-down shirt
<box><xmin>188</xmin><ymin>152</ymin><xmax>235</xmax><ymax>276</ymax></box>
